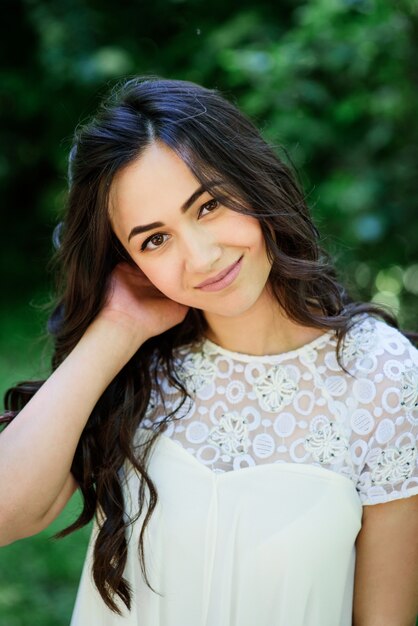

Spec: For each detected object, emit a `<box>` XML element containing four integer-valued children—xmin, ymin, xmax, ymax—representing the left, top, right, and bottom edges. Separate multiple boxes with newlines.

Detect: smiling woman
<box><xmin>109</xmin><ymin>141</ymin><xmax>274</xmax><ymax>331</ymax></box>
<box><xmin>1</xmin><ymin>76</ymin><xmax>417</xmax><ymax>626</ymax></box>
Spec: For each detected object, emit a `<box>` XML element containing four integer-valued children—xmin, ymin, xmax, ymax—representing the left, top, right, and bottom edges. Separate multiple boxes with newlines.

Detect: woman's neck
<box><xmin>203</xmin><ymin>289</ymin><xmax>325</xmax><ymax>357</ymax></box>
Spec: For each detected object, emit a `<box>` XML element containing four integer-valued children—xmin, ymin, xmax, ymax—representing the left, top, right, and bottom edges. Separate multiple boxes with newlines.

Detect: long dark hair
<box><xmin>2</xmin><ymin>76</ymin><xmax>415</xmax><ymax>614</ymax></box>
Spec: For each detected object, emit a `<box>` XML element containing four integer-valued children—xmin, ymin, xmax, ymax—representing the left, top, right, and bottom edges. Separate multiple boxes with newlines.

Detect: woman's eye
<box><xmin>141</xmin><ymin>233</ymin><xmax>168</xmax><ymax>251</ymax></box>
<box><xmin>140</xmin><ymin>200</ymin><xmax>219</xmax><ymax>252</ymax></box>
<box><xmin>198</xmin><ymin>199</ymin><xmax>219</xmax><ymax>217</ymax></box>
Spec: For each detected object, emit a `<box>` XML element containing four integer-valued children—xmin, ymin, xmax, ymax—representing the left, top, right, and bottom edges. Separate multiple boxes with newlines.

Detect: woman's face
<box><xmin>109</xmin><ymin>141</ymin><xmax>273</xmax><ymax>319</ymax></box>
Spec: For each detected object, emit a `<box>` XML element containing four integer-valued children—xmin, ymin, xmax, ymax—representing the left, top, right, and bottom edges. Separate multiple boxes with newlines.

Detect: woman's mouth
<box><xmin>195</xmin><ymin>256</ymin><xmax>243</xmax><ymax>292</ymax></box>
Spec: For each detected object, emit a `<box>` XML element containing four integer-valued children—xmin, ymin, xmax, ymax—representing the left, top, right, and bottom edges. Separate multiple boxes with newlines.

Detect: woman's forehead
<box><xmin>108</xmin><ymin>142</ymin><xmax>203</xmax><ymax>236</ymax></box>
<box><xmin>111</xmin><ymin>142</ymin><xmax>197</xmax><ymax>202</ymax></box>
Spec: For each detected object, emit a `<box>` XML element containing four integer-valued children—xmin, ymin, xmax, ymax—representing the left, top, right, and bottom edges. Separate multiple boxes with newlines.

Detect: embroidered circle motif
<box><xmin>274</xmin><ymin>412</ymin><xmax>296</xmax><ymax>438</ymax></box>
<box><xmin>225</xmin><ymin>380</ymin><xmax>246</xmax><ymax>404</ymax></box>
<box><xmin>253</xmin><ymin>365</ymin><xmax>298</xmax><ymax>412</ymax></box>
<box><xmin>383</xmin><ymin>359</ymin><xmax>404</xmax><ymax>381</ymax></box>
<box><xmin>196</xmin><ymin>444</ymin><xmax>220</xmax><ymax>465</ymax></box>
<box><xmin>325</xmin><ymin>376</ymin><xmax>347</xmax><ymax>397</ymax></box>
<box><xmin>375</xmin><ymin>418</ymin><xmax>396</xmax><ymax>444</ymax></box>
<box><xmin>353</xmin><ymin>378</ymin><xmax>376</xmax><ymax>404</ymax></box>
<box><xmin>186</xmin><ymin>421</ymin><xmax>210</xmax><ymax>444</ymax></box>
<box><xmin>293</xmin><ymin>390</ymin><xmax>315</xmax><ymax>416</ymax></box>
<box><xmin>252</xmin><ymin>433</ymin><xmax>275</xmax><ymax>458</ymax></box>
<box><xmin>356</xmin><ymin>355</ymin><xmax>377</xmax><ymax>374</ymax></box>
<box><xmin>350</xmin><ymin>408</ymin><xmax>375</xmax><ymax>435</ymax></box>
<box><xmin>381</xmin><ymin>387</ymin><xmax>401</xmax><ymax>414</ymax></box>
<box><xmin>324</xmin><ymin>351</ymin><xmax>341</xmax><ymax>372</ymax></box>
<box><xmin>196</xmin><ymin>381</ymin><xmax>216</xmax><ymax>401</ymax></box>
<box><xmin>351</xmin><ymin>439</ymin><xmax>368</xmax><ymax>465</ymax></box>
<box><xmin>241</xmin><ymin>406</ymin><xmax>261</xmax><ymax>431</ymax></box>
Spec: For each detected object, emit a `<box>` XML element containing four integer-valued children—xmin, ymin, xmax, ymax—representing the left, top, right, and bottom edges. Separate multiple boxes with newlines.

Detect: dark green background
<box><xmin>1</xmin><ymin>0</ymin><xmax>417</xmax><ymax>623</ymax></box>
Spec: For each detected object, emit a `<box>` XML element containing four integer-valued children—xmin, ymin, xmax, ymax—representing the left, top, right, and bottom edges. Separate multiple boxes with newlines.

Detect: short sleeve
<box><xmin>351</xmin><ymin>319</ymin><xmax>418</xmax><ymax>505</ymax></box>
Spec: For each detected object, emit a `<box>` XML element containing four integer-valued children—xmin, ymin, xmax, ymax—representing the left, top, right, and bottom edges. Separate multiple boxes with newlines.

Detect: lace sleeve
<box><xmin>353</xmin><ymin>321</ymin><xmax>418</xmax><ymax>505</ymax></box>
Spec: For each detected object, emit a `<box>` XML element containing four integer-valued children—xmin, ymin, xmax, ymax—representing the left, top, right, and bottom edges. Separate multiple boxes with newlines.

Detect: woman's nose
<box><xmin>182</xmin><ymin>230</ymin><xmax>222</xmax><ymax>274</ymax></box>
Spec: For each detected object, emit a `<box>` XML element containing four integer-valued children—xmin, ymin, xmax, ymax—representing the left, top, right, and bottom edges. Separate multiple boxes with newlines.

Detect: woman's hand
<box><xmin>98</xmin><ymin>262</ymin><xmax>190</xmax><ymax>342</ymax></box>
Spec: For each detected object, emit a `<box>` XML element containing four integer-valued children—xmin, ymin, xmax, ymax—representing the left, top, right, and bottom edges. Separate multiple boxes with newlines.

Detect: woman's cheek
<box><xmin>144</xmin><ymin>262</ymin><xmax>181</xmax><ymax>296</ymax></box>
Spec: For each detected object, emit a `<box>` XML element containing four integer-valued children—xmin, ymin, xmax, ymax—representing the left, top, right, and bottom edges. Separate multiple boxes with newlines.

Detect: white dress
<box><xmin>70</xmin><ymin>315</ymin><xmax>418</xmax><ymax>625</ymax></box>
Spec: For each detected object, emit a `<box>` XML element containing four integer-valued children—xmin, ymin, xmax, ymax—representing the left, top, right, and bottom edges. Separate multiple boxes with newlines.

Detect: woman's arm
<box><xmin>0</xmin><ymin>316</ymin><xmax>146</xmax><ymax>546</ymax></box>
<box><xmin>0</xmin><ymin>263</ymin><xmax>189</xmax><ymax>545</ymax></box>
<box><xmin>353</xmin><ymin>494</ymin><xmax>418</xmax><ymax>626</ymax></box>
<box><xmin>20</xmin><ymin>472</ymin><xmax>79</xmax><ymax>538</ymax></box>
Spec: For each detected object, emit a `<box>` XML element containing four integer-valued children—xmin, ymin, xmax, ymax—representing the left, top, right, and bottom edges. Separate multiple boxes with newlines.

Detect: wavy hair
<box><xmin>2</xmin><ymin>76</ymin><xmax>413</xmax><ymax>614</ymax></box>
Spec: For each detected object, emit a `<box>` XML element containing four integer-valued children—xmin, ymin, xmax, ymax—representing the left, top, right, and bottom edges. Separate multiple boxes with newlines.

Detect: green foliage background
<box><xmin>0</xmin><ymin>0</ymin><xmax>417</xmax><ymax>624</ymax></box>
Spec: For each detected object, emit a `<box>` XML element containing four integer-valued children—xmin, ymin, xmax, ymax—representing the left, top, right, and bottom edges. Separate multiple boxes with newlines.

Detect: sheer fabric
<box><xmin>145</xmin><ymin>314</ymin><xmax>418</xmax><ymax>505</ymax></box>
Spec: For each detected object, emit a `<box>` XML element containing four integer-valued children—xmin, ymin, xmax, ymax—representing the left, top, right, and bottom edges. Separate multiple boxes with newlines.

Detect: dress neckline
<box><xmin>200</xmin><ymin>328</ymin><xmax>336</xmax><ymax>364</ymax></box>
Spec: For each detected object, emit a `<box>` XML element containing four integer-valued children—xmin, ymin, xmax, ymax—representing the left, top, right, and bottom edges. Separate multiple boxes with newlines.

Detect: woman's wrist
<box><xmin>75</xmin><ymin>315</ymin><xmax>148</xmax><ymax>381</ymax></box>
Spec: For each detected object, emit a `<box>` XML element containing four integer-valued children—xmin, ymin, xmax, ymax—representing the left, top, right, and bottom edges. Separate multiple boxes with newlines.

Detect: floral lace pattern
<box><xmin>142</xmin><ymin>316</ymin><xmax>418</xmax><ymax>505</ymax></box>
<box><xmin>304</xmin><ymin>421</ymin><xmax>350</xmax><ymax>465</ymax></box>
<box><xmin>340</xmin><ymin>317</ymin><xmax>379</xmax><ymax>365</ymax></box>
<box><xmin>176</xmin><ymin>352</ymin><xmax>217</xmax><ymax>393</ymax></box>
<box><xmin>207</xmin><ymin>412</ymin><xmax>251</xmax><ymax>459</ymax></box>
<box><xmin>369</xmin><ymin>444</ymin><xmax>417</xmax><ymax>485</ymax></box>
<box><xmin>400</xmin><ymin>364</ymin><xmax>418</xmax><ymax>413</ymax></box>
<box><xmin>253</xmin><ymin>365</ymin><xmax>299</xmax><ymax>412</ymax></box>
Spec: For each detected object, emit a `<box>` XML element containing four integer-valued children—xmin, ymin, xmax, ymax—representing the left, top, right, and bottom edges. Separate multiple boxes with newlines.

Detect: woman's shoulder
<box><xmin>340</xmin><ymin>313</ymin><xmax>418</xmax><ymax>369</ymax></box>
<box><xmin>338</xmin><ymin>314</ymin><xmax>418</xmax><ymax>434</ymax></box>
<box><xmin>342</xmin><ymin>315</ymin><xmax>418</xmax><ymax>505</ymax></box>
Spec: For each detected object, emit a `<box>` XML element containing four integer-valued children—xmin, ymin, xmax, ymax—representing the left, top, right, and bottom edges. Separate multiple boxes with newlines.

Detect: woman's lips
<box><xmin>195</xmin><ymin>256</ymin><xmax>243</xmax><ymax>292</ymax></box>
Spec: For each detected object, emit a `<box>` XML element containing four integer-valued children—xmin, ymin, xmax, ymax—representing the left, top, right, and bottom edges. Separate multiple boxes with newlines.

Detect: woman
<box><xmin>1</xmin><ymin>76</ymin><xmax>417</xmax><ymax>626</ymax></box>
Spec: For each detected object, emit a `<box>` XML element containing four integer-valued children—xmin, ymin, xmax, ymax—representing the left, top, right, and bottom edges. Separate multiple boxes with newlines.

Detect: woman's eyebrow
<box><xmin>127</xmin><ymin>180</ymin><xmax>221</xmax><ymax>242</ymax></box>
